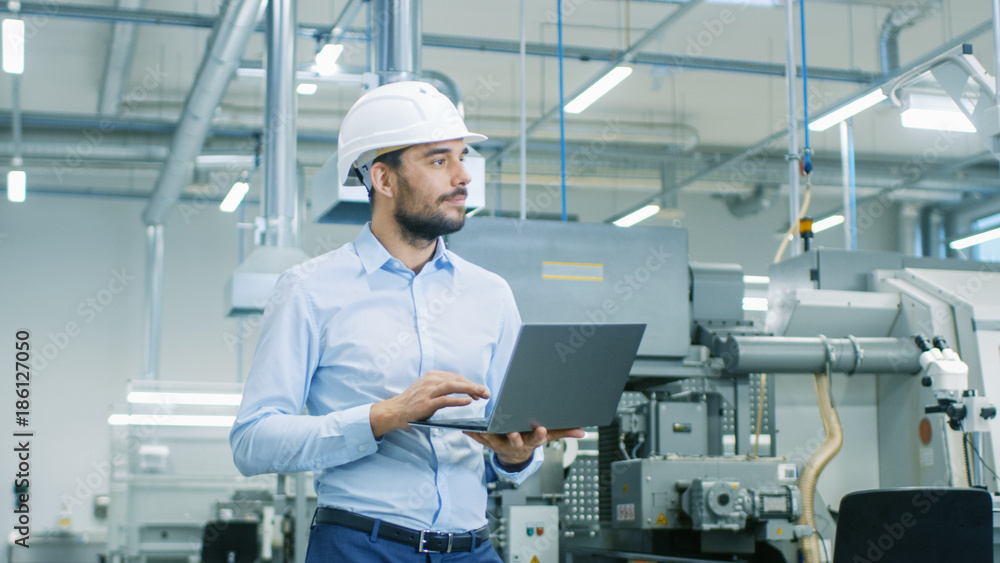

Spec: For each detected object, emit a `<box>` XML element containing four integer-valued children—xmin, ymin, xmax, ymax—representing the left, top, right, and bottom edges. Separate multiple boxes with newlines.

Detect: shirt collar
<box><xmin>355</xmin><ymin>222</ymin><xmax>456</xmax><ymax>276</ymax></box>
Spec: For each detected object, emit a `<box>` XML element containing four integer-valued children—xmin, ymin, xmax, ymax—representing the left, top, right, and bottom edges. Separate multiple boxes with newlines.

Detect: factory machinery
<box><xmin>445</xmin><ymin>218</ymin><xmax>1000</xmax><ymax>563</ymax></box>
<box><xmin>90</xmin><ymin>217</ymin><xmax>1000</xmax><ymax>563</ymax></box>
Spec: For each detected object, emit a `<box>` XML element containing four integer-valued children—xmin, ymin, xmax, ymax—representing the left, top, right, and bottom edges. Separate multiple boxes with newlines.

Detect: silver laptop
<box><xmin>411</xmin><ymin>323</ymin><xmax>646</xmax><ymax>433</ymax></box>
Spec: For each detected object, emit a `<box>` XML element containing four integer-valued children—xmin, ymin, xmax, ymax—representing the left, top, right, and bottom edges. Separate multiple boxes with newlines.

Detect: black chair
<box><xmin>201</xmin><ymin>520</ymin><xmax>259</xmax><ymax>563</ymax></box>
<box><xmin>833</xmin><ymin>487</ymin><xmax>992</xmax><ymax>563</ymax></box>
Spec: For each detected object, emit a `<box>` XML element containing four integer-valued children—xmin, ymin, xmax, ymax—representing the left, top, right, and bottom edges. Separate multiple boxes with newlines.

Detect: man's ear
<box><xmin>369</xmin><ymin>162</ymin><xmax>395</xmax><ymax>202</ymax></box>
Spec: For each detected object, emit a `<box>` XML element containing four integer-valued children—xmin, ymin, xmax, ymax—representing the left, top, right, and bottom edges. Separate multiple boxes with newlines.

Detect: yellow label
<box><xmin>776</xmin><ymin>528</ymin><xmax>783</xmax><ymax>535</ymax></box>
<box><xmin>623</xmin><ymin>483</ymin><xmax>628</xmax><ymax>493</ymax></box>
<box><xmin>531</xmin><ymin>557</ymin><xmax>540</xmax><ymax>563</ymax></box>
<box><xmin>656</xmin><ymin>513</ymin><xmax>668</xmax><ymax>525</ymax></box>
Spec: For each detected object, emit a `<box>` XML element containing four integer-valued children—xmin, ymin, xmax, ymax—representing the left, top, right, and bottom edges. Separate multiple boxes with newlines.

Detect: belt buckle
<box><xmin>418</xmin><ymin>530</ymin><xmax>454</xmax><ymax>553</ymax></box>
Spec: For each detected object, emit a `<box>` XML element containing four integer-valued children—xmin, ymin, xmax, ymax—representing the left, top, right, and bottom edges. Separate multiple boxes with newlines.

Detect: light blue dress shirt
<box><xmin>230</xmin><ymin>223</ymin><xmax>542</xmax><ymax>532</ymax></box>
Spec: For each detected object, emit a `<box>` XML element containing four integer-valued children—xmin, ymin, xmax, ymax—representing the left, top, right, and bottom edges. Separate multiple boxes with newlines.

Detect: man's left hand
<box><xmin>464</xmin><ymin>427</ymin><xmax>586</xmax><ymax>466</ymax></box>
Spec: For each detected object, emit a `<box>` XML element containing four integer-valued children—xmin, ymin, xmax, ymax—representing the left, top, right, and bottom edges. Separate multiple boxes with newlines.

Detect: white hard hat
<box><xmin>337</xmin><ymin>81</ymin><xmax>487</xmax><ymax>186</ymax></box>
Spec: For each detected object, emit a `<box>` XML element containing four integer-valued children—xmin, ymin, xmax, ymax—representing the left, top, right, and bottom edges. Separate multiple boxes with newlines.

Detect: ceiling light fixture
<box><xmin>219</xmin><ymin>181</ymin><xmax>249</xmax><ymax>213</ymax></box>
<box><xmin>809</xmin><ymin>89</ymin><xmax>886</xmax><ymax>132</ymax></box>
<box><xmin>901</xmin><ymin>93</ymin><xmax>975</xmax><ymax>133</ymax></box>
<box><xmin>565</xmin><ymin>66</ymin><xmax>633</xmax><ymax>114</ymax></box>
<box><xmin>108</xmin><ymin>414</ymin><xmax>236</xmax><ymax>427</ymax></box>
<box><xmin>949</xmin><ymin>227</ymin><xmax>1000</xmax><ymax>250</ymax></box>
<box><xmin>743</xmin><ymin>275</ymin><xmax>770</xmax><ymax>285</ymax></box>
<box><xmin>315</xmin><ymin>44</ymin><xmax>344</xmax><ymax>75</ymax></box>
<box><xmin>812</xmin><ymin>214</ymin><xmax>845</xmax><ymax>233</ymax></box>
<box><xmin>2</xmin><ymin>18</ymin><xmax>24</xmax><ymax>75</ymax></box>
<box><xmin>743</xmin><ymin>297</ymin><xmax>768</xmax><ymax>311</ymax></box>
<box><xmin>126</xmin><ymin>391</ymin><xmax>243</xmax><ymax>406</ymax></box>
<box><xmin>7</xmin><ymin>169</ymin><xmax>25</xmax><ymax>202</ymax></box>
<box><xmin>297</xmin><ymin>83</ymin><xmax>318</xmax><ymax>95</ymax></box>
<box><xmin>613</xmin><ymin>204</ymin><xmax>660</xmax><ymax>227</ymax></box>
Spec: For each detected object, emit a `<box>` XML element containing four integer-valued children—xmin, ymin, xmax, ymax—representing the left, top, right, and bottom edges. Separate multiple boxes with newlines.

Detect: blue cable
<box><xmin>557</xmin><ymin>0</ymin><xmax>567</xmax><ymax>221</ymax></box>
<box><xmin>800</xmin><ymin>0</ymin><xmax>812</xmax><ymax>174</ymax></box>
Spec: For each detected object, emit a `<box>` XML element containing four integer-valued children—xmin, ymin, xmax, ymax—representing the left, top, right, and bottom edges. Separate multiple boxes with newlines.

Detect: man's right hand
<box><xmin>369</xmin><ymin>370</ymin><xmax>490</xmax><ymax>438</ymax></box>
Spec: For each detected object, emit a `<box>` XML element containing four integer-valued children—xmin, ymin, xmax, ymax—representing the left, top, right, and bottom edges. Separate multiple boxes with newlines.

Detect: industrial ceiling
<box><xmin>0</xmin><ymin>0</ymin><xmax>996</xmax><ymax>223</ymax></box>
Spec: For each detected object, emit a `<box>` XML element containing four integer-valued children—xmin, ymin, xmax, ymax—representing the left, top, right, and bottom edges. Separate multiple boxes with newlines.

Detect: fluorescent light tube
<box><xmin>219</xmin><ymin>181</ymin><xmax>249</xmax><ymax>212</ymax></box>
<box><xmin>127</xmin><ymin>391</ymin><xmax>243</xmax><ymax>406</ymax></box>
<box><xmin>743</xmin><ymin>297</ymin><xmax>769</xmax><ymax>311</ymax></box>
<box><xmin>565</xmin><ymin>66</ymin><xmax>633</xmax><ymax>114</ymax></box>
<box><xmin>901</xmin><ymin>109</ymin><xmax>975</xmax><ymax>132</ymax></box>
<box><xmin>315</xmin><ymin>44</ymin><xmax>344</xmax><ymax>75</ymax></box>
<box><xmin>613</xmin><ymin>204</ymin><xmax>659</xmax><ymax>227</ymax></box>
<box><xmin>901</xmin><ymin>93</ymin><xmax>975</xmax><ymax>132</ymax></box>
<box><xmin>3</xmin><ymin>19</ymin><xmax>24</xmax><ymax>74</ymax></box>
<box><xmin>297</xmin><ymin>83</ymin><xmax>318</xmax><ymax>95</ymax></box>
<box><xmin>108</xmin><ymin>414</ymin><xmax>236</xmax><ymax>427</ymax></box>
<box><xmin>949</xmin><ymin>227</ymin><xmax>1000</xmax><ymax>250</ymax></box>
<box><xmin>7</xmin><ymin>170</ymin><xmax>25</xmax><ymax>202</ymax></box>
<box><xmin>812</xmin><ymin>215</ymin><xmax>845</xmax><ymax>233</ymax></box>
<box><xmin>743</xmin><ymin>275</ymin><xmax>770</xmax><ymax>285</ymax></box>
<box><xmin>809</xmin><ymin>90</ymin><xmax>886</xmax><ymax>132</ymax></box>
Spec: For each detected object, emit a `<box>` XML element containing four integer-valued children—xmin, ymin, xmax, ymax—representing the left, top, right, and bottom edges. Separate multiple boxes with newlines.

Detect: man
<box><xmin>230</xmin><ymin>81</ymin><xmax>582</xmax><ymax>562</ymax></box>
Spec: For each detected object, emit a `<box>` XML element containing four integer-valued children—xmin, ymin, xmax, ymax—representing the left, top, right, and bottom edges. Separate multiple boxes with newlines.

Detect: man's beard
<box><xmin>393</xmin><ymin>172</ymin><xmax>466</xmax><ymax>245</ymax></box>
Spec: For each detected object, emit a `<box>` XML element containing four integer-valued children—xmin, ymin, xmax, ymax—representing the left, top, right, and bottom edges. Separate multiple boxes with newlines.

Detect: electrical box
<box><xmin>503</xmin><ymin>505</ymin><xmax>559</xmax><ymax>563</ymax></box>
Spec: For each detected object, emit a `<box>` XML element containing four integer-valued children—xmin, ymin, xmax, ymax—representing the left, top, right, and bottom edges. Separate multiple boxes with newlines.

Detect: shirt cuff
<box><xmin>319</xmin><ymin>403</ymin><xmax>379</xmax><ymax>465</ymax></box>
<box><xmin>490</xmin><ymin>447</ymin><xmax>543</xmax><ymax>484</ymax></box>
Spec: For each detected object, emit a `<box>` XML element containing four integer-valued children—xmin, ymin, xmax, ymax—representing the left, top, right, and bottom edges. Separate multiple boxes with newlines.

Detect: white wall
<box><xmin>0</xmin><ymin>183</ymin><xmax>905</xmax><ymax>538</ymax></box>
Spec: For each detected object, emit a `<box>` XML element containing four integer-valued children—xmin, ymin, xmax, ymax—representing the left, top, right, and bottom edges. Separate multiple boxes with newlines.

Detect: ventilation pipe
<box><xmin>142</xmin><ymin>0</ymin><xmax>264</xmax><ymax>225</ymax></box>
<box><xmin>722</xmin><ymin>184</ymin><xmax>779</xmax><ymax>218</ymax></box>
<box><xmin>225</xmin><ymin>0</ymin><xmax>310</xmax><ymax>316</ymax></box>
<box><xmin>98</xmin><ymin>0</ymin><xmax>146</xmax><ymax>116</ymax></box>
<box><xmin>371</xmin><ymin>0</ymin><xmax>422</xmax><ymax>85</ymax></box>
<box><xmin>919</xmin><ymin>205</ymin><xmax>944</xmax><ymax>257</ymax></box>
<box><xmin>138</xmin><ymin>0</ymin><xmax>263</xmax><ymax>378</ymax></box>
<box><xmin>879</xmin><ymin>1</ymin><xmax>941</xmax><ymax>74</ymax></box>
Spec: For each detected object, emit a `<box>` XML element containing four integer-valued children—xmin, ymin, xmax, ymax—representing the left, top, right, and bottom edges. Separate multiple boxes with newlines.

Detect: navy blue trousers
<box><xmin>305</xmin><ymin>521</ymin><xmax>505</xmax><ymax>562</ymax></box>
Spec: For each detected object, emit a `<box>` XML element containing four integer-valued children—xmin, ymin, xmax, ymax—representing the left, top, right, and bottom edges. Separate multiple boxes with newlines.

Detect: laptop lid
<box><xmin>415</xmin><ymin>323</ymin><xmax>645</xmax><ymax>433</ymax></box>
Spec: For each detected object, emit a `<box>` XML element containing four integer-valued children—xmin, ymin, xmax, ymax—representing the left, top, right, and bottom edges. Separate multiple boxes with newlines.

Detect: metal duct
<box><xmin>142</xmin><ymin>224</ymin><xmax>163</xmax><ymax>379</ymax></box>
<box><xmin>879</xmin><ymin>0</ymin><xmax>941</xmax><ymax>74</ymax></box>
<box><xmin>722</xmin><ymin>335</ymin><xmax>922</xmax><ymax>375</ymax></box>
<box><xmin>141</xmin><ymin>0</ymin><xmax>264</xmax><ymax>225</ymax></box>
<box><xmin>722</xmin><ymin>184</ymin><xmax>779</xmax><ymax>217</ymax></box>
<box><xmin>98</xmin><ymin>0</ymin><xmax>145</xmax><ymax>116</ymax></box>
<box><xmin>225</xmin><ymin>0</ymin><xmax>309</xmax><ymax>316</ymax></box>
<box><xmin>262</xmin><ymin>0</ymin><xmax>298</xmax><ymax>248</ymax></box>
<box><xmin>371</xmin><ymin>0</ymin><xmax>422</xmax><ymax>85</ymax></box>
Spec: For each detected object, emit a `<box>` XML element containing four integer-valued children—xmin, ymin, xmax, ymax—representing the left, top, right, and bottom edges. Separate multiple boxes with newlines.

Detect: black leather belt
<box><xmin>314</xmin><ymin>507</ymin><xmax>490</xmax><ymax>553</ymax></box>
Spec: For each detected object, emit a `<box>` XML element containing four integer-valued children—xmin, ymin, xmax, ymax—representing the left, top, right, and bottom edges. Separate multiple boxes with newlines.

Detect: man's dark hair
<box><xmin>368</xmin><ymin>147</ymin><xmax>406</xmax><ymax>205</ymax></box>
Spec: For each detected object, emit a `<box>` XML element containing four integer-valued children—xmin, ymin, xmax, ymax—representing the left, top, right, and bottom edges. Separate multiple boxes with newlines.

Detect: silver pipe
<box><xmin>489</xmin><ymin>0</ymin><xmax>703</xmax><ymax>166</ymax></box>
<box><xmin>879</xmin><ymin>1</ymin><xmax>940</xmax><ymax>75</ymax></box>
<box><xmin>519</xmin><ymin>0</ymin><xmax>526</xmax><ymax>220</ymax></box>
<box><xmin>972</xmin><ymin>432</ymin><xmax>984</xmax><ymax>487</ymax></box>
<box><xmin>919</xmin><ymin>206</ymin><xmax>943</xmax><ymax>257</ymax></box>
<box><xmin>262</xmin><ymin>0</ymin><xmax>298</xmax><ymax>248</ymax></box>
<box><xmin>839</xmin><ymin>119</ymin><xmax>857</xmax><ymax>250</ymax></box>
<box><xmin>294</xmin><ymin>473</ymin><xmax>308</xmax><ymax>563</ymax></box>
<box><xmin>141</xmin><ymin>0</ymin><xmax>264</xmax><ymax>225</ymax></box>
<box><xmin>370</xmin><ymin>0</ymin><xmax>422</xmax><ymax>85</ymax></box>
<box><xmin>993</xmin><ymin>0</ymin><xmax>1000</xmax><ymax>105</ymax></box>
<box><xmin>321</xmin><ymin>0</ymin><xmax>366</xmax><ymax>44</ymax></box>
<box><xmin>98</xmin><ymin>0</ymin><xmax>145</xmax><ymax>116</ymax></box>
<box><xmin>421</xmin><ymin>69</ymin><xmax>462</xmax><ymax>108</ymax></box>
<box><xmin>11</xmin><ymin>75</ymin><xmax>22</xmax><ymax>164</ymax></box>
<box><xmin>784</xmin><ymin>0</ymin><xmax>801</xmax><ymax>257</ymax></box>
<box><xmin>142</xmin><ymin>224</ymin><xmax>163</xmax><ymax>379</ymax></box>
<box><xmin>722</xmin><ymin>336</ymin><xmax>923</xmax><ymax>375</ymax></box>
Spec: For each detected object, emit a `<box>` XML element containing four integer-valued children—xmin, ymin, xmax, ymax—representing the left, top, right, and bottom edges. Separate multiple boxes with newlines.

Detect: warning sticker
<box><xmin>656</xmin><ymin>513</ymin><xmax>668</xmax><ymax>525</ymax></box>
<box><xmin>616</xmin><ymin>504</ymin><xmax>636</xmax><ymax>521</ymax></box>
